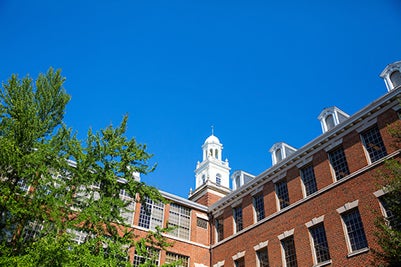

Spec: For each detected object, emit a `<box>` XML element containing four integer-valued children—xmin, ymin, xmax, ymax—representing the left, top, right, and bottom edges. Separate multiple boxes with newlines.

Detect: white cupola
<box><xmin>318</xmin><ymin>106</ymin><xmax>350</xmax><ymax>133</ymax></box>
<box><xmin>194</xmin><ymin>133</ymin><xmax>230</xmax><ymax>190</ymax></box>
<box><xmin>269</xmin><ymin>142</ymin><xmax>297</xmax><ymax>165</ymax></box>
<box><xmin>380</xmin><ymin>60</ymin><xmax>401</xmax><ymax>91</ymax></box>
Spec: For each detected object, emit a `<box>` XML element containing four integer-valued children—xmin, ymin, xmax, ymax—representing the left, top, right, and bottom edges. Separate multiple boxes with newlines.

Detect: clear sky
<box><xmin>1</xmin><ymin>1</ymin><xmax>401</xmax><ymax>198</ymax></box>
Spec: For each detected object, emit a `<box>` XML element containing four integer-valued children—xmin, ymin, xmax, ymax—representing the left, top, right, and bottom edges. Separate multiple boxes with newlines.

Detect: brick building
<box><xmin>126</xmin><ymin>60</ymin><xmax>401</xmax><ymax>266</ymax></box>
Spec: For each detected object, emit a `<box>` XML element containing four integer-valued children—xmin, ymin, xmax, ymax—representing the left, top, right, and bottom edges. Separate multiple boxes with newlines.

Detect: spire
<box><xmin>211</xmin><ymin>125</ymin><xmax>214</xmax><ymax>136</ymax></box>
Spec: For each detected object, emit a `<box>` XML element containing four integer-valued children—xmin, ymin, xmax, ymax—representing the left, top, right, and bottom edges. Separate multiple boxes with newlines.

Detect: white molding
<box><xmin>232</xmin><ymin>251</ymin><xmax>246</xmax><ymax>261</ymax></box>
<box><xmin>296</xmin><ymin>156</ymin><xmax>313</xmax><ymax>168</ymax></box>
<box><xmin>251</xmin><ymin>186</ymin><xmax>264</xmax><ymax>196</ymax></box>
<box><xmin>324</xmin><ymin>138</ymin><xmax>343</xmax><ymax>152</ymax></box>
<box><xmin>253</xmin><ymin>240</ymin><xmax>268</xmax><ymax>251</ymax></box>
<box><xmin>356</xmin><ymin>118</ymin><xmax>377</xmax><ymax>133</ymax></box>
<box><xmin>305</xmin><ymin>215</ymin><xmax>325</xmax><ymax>228</ymax></box>
<box><xmin>213</xmin><ymin>260</ymin><xmax>225</xmax><ymax>267</ymax></box>
<box><xmin>278</xmin><ymin>228</ymin><xmax>294</xmax><ymax>240</ymax></box>
<box><xmin>336</xmin><ymin>200</ymin><xmax>359</xmax><ymax>214</ymax></box>
<box><xmin>272</xmin><ymin>172</ymin><xmax>286</xmax><ymax>183</ymax></box>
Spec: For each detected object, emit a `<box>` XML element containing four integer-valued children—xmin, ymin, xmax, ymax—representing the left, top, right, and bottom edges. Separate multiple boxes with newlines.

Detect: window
<box><xmin>328</xmin><ymin>147</ymin><xmax>350</xmax><ymax>180</ymax></box>
<box><xmin>215</xmin><ymin>217</ymin><xmax>224</xmax><ymax>242</ymax></box>
<box><xmin>216</xmin><ymin>173</ymin><xmax>222</xmax><ymax>185</ymax></box>
<box><xmin>281</xmin><ymin>236</ymin><xmax>297</xmax><ymax>267</ymax></box>
<box><xmin>234</xmin><ymin>257</ymin><xmax>245</xmax><ymax>267</ymax></box>
<box><xmin>168</xmin><ymin>203</ymin><xmax>191</xmax><ymax>240</ymax></box>
<box><xmin>233</xmin><ymin>206</ymin><xmax>243</xmax><ymax>233</ymax></box>
<box><xmin>22</xmin><ymin>220</ymin><xmax>43</xmax><ymax>241</ymax></box>
<box><xmin>17</xmin><ymin>179</ymin><xmax>30</xmax><ymax>193</ymax></box>
<box><xmin>342</xmin><ymin>209</ymin><xmax>368</xmax><ymax>252</ymax></box>
<box><xmin>119</xmin><ymin>189</ymin><xmax>135</xmax><ymax>226</ymax></box>
<box><xmin>253</xmin><ymin>194</ymin><xmax>265</xmax><ymax>222</ymax></box>
<box><xmin>197</xmin><ymin>217</ymin><xmax>208</xmax><ymax>229</ymax></box>
<box><xmin>68</xmin><ymin>229</ymin><xmax>88</xmax><ymax>244</ymax></box>
<box><xmin>275</xmin><ymin>181</ymin><xmax>290</xmax><ymax>209</ymax></box>
<box><xmin>379</xmin><ymin>195</ymin><xmax>400</xmax><ymax>230</ymax></box>
<box><xmin>390</xmin><ymin>70</ymin><xmax>401</xmax><ymax>88</ymax></box>
<box><xmin>300</xmin><ymin>165</ymin><xmax>318</xmax><ymax>196</ymax></box>
<box><xmin>361</xmin><ymin>126</ymin><xmax>387</xmax><ymax>163</ymax></box>
<box><xmin>138</xmin><ymin>196</ymin><xmax>165</xmax><ymax>230</ymax></box>
<box><xmin>309</xmin><ymin>223</ymin><xmax>331</xmax><ymax>264</ymax></box>
<box><xmin>166</xmin><ymin>252</ymin><xmax>190</xmax><ymax>267</ymax></box>
<box><xmin>133</xmin><ymin>247</ymin><xmax>160</xmax><ymax>267</ymax></box>
<box><xmin>256</xmin><ymin>247</ymin><xmax>269</xmax><ymax>267</ymax></box>
<box><xmin>325</xmin><ymin>114</ymin><xmax>335</xmax><ymax>130</ymax></box>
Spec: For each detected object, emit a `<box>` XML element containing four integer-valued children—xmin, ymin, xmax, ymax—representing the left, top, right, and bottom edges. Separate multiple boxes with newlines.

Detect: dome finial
<box><xmin>211</xmin><ymin>125</ymin><xmax>214</xmax><ymax>136</ymax></box>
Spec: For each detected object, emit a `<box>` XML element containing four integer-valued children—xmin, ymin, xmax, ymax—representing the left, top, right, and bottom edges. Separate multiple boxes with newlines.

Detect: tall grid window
<box><xmin>197</xmin><ymin>217</ymin><xmax>208</xmax><ymax>229</ymax></box>
<box><xmin>379</xmin><ymin>195</ymin><xmax>399</xmax><ymax>229</ymax></box>
<box><xmin>119</xmin><ymin>189</ymin><xmax>135</xmax><ymax>226</ymax></box>
<box><xmin>300</xmin><ymin>165</ymin><xmax>318</xmax><ymax>196</ymax></box>
<box><xmin>309</xmin><ymin>223</ymin><xmax>331</xmax><ymax>264</ymax></box>
<box><xmin>233</xmin><ymin>206</ymin><xmax>243</xmax><ymax>232</ymax></box>
<box><xmin>168</xmin><ymin>203</ymin><xmax>191</xmax><ymax>240</ymax></box>
<box><xmin>132</xmin><ymin>247</ymin><xmax>159</xmax><ymax>267</ymax></box>
<box><xmin>234</xmin><ymin>257</ymin><xmax>245</xmax><ymax>267</ymax></box>
<box><xmin>275</xmin><ymin>181</ymin><xmax>290</xmax><ymax>209</ymax></box>
<box><xmin>361</xmin><ymin>126</ymin><xmax>387</xmax><ymax>163</ymax></box>
<box><xmin>138</xmin><ymin>196</ymin><xmax>165</xmax><ymax>230</ymax></box>
<box><xmin>68</xmin><ymin>229</ymin><xmax>88</xmax><ymax>244</ymax></box>
<box><xmin>215</xmin><ymin>217</ymin><xmax>224</xmax><ymax>242</ymax></box>
<box><xmin>328</xmin><ymin>147</ymin><xmax>350</xmax><ymax>180</ymax></box>
<box><xmin>342</xmin><ymin>209</ymin><xmax>368</xmax><ymax>252</ymax></box>
<box><xmin>216</xmin><ymin>173</ymin><xmax>222</xmax><ymax>185</ymax></box>
<box><xmin>22</xmin><ymin>220</ymin><xmax>43</xmax><ymax>241</ymax></box>
<box><xmin>165</xmin><ymin>252</ymin><xmax>190</xmax><ymax>267</ymax></box>
<box><xmin>256</xmin><ymin>247</ymin><xmax>269</xmax><ymax>267</ymax></box>
<box><xmin>253</xmin><ymin>194</ymin><xmax>265</xmax><ymax>222</ymax></box>
<box><xmin>281</xmin><ymin>236</ymin><xmax>298</xmax><ymax>267</ymax></box>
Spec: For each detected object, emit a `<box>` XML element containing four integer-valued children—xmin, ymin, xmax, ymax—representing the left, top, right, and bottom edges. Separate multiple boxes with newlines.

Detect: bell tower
<box><xmin>189</xmin><ymin>132</ymin><xmax>231</xmax><ymax>206</ymax></box>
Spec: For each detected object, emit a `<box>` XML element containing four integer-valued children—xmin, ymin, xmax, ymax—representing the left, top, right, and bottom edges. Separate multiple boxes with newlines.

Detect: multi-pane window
<box><xmin>342</xmin><ymin>209</ymin><xmax>368</xmax><ymax>252</ymax></box>
<box><xmin>379</xmin><ymin>195</ymin><xmax>400</xmax><ymax>230</ymax></box>
<box><xmin>17</xmin><ymin>179</ymin><xmax>30</xmax><ymax>193</ymax></box>
<box><xmin>234</xmin><ymin>257</ymin><xmax>245</xmax><ymax>267</ymax></box>
<box><xmin>132</xmin><ymin>247</ymin><xmax>160</xmax><ymax>267</ymax></box>
<box><xmin>256</xmin><ymin>247</ymin><xmax>269</xmax><ymax>267</ymax></box>
<box><xmin>119</xmin><ymin>189</ymin><xmax>135</xmax><ymax>226</ymax></box>
<box><xmin>361</xmin><ymin>126</ymin><xmax>387</xmax><ymax>163</ymax></box>
<box><xmin>168</xmin><ymin>203</ymin><xmax>191</xmax><ymax>240</ymax></box>
<box><xmin>328</xmin><ymin>147</ymin><xmax>350</xmax><ymax>180</ymax></box>
<box><xmin>309</xmin><ymin>223</ymin><xmax>331</xmax><ymax>264</ymax></box>
<box><xmin>216</xmin><ymin>173</ymin><xmax>222</xmax><ymax>185</ymax></box>
<box><xmin>165</xmin><ymin>252</ymin><xmax>190</xmax><ymax>267</ymax></box>
<box><xmin>197</xmin><ymin>217</ymin><xmax>208</xmax><ymax>229</ymax></box>
<box><xmin>281</xmin><ymin>236</ymin><xmax>298</xmax><ymax>267</ymax></box>
<box><xmin>233</xmin><ymin>206</ymin><xmax>243</xmax><ymax>232</ymax></box>
<box><xmin>22</xmin><ymin>220</ymin><xmax>43</xmax><ymax>241</ymax></box>
<box><xmin>215</xmin><ymin>217</ymin><xmax>224</xmax><ymax>242</ymax></box>
<box><xmin>300</xmin><ymin>165</ymin><xmax>318</xmax><ymax>196</ymax></box>
<box><xmin>138</xmin><ymin>196</ymin><xmax>165</xmax><ymax>231</ymax></box>
<box><xmin>253</xmin><ymin>194</ymin><xmax>265</xmax><ymax>222</ymax></box>
<box><xmin>275</xmin><ymin>181</ymin><xmax>290</xmax><ymax>209</ymax></box>
<box><xmin>68</xmin><ymin>229</ymin><xmax>88</xmax><ymax>244</ymax></box>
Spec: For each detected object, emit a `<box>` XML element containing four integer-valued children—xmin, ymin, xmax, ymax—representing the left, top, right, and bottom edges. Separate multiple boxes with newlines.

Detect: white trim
<box><xmin>272</xmin><ymin>172</ymin><xmax>286</xmax><ymax>183</ymax></box>
<box><xmin>278</xmin><ymin>228</ymin><xmax>294</xmax><ymax>240</ymax></box>
<box><xmin>213</xmin><ymin>260</ymin><xmax>225</xmax><ymax>267</ymax></box>
<box><xmin>253</xmin><ymin>240</ymin><xmax>268</xmax><ymax>251</ymax></box>
<box><xmin>296</xmin><ymin>156</ymin><xmax>313</xmax><ymax>168</ymax></box>
<box><xmin>251</xmin><ymin>186</ymin><xmax>264</xmax><ymax>196</ymax></box>
<box><xmin>232</xmin><ymin>250</ymin><xmax>246</xmax><ymax>261</ymax></box>
<box><xmin>305</xmin><ymin>215</ymin><xmax>325</xmax><ymax>228</ymax></box>
<box><xmin>356</xmin><ymin>118</ymin><xmax>377</xmax><ymax>133</ymax></box>
<box><xmin>373</xmin><ymin>189</ymin><xmax>386</xmax><ymax>198</ymax></box>
<box><xmin>194</xmin><ymin>264</ymin><xmax>208</xmax><ymax>267</ymax></box>
<box><xmin>336</xmin><ymin>200</ymin><xmax>359</xmax><ymax>214</ymax></box>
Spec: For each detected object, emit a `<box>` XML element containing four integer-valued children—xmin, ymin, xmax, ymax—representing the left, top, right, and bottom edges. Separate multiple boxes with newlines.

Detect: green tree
<box><xmin>374</xmin><ymin>124</ymin><xmax>401</xmax><ymax>267</ymax></box>
<box><xmin>0</xmin><ymin>69</ymin><xmax>173</xmax><ymax>266</ymax></box>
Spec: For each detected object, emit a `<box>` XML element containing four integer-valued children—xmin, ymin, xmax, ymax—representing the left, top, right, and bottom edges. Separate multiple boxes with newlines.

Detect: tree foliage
<box><xmin>374</xmin><ymin>123</ymin><xmax>401</xmax><ymax>267</ymax></box>
<box><xmin>0</xmin><ymin>69</ymin><xmax>173</xmax><ymax>266</ymax></box>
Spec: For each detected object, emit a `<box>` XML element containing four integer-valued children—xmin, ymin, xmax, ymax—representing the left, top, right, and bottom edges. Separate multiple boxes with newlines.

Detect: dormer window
<box><xmin>269</xmin><ymin>142</ymin><xmax>297</xmax><ymax>165</ymax></box>
<box><xmin>318</xmin><ymin>106</ymin><xmax>349</xmax><ymax>133</ymax></box>
<box><xmin>380</xmin><ymin>60</ymin><xmax>401</xmax><ymax>91</ymax></box>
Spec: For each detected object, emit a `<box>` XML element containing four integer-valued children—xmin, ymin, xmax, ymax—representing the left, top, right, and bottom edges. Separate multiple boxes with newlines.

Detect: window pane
<box><xmin>282</xmin><ymin>236</ymin><xmax>297</xmax><ymax>267</ymax></box>
<box><xmin>138</xmin><ymin>197</ymin><xmax>165</xmax><ymax>230</ymax></box>
<box><xmin>168</xmin><ymin>203</ymin><xmax>191</xmax><ymax>240</ymax></box>
<box><xmin>233</xmin><ymin>206</ymin><xmax>243</xmax><ymax>232</ymax></box>
<box><xmin>362</xmin><ymin>126</ymin><xmax>387</xmax><ymax>163</ymax></box>
<box><xmin>328</xmin><ymin>147</ymin><xmax>350</xmax><ymax>180</ymax></box>
<box><xmin>166</xmin><ymin>252</ymin><xmax>189</xmax><ymax>267</ymax></box>
<box><xmin>276</xmin><ymin>181</ymin><xmax>290</xmax><ymax>209</ymax></box>
<box><xmin>257</xmin><ymin>247</ymin><xmax>269</xmax><ymax>267</ymax></box>
<box><xmin>234</xmin><ymin>257</ymin><xmax>245</xmax><ymax>267</ymax></box>
<box><xmin>216</xmin><ymin>218</ymin><xmax>224</xmax><ymax>242</ymax></box>
<box><xmin>342</xmin><ymin>209</ymin><xmax>368</xmax><ymax>251</ymax></box>
<box><xmin>300</xmin><ymin>166</ymin><xmax>318</xmax><ymax>196</ymax></box>
<box><xmin>253</xmin><ymin>194</ymin><xmax>265</xmax><ymax>221</ymax></box>
<box><xmin>310</xmin><ymin>223</ymin><xmax>330</xmax><ymax>263</ymax></box>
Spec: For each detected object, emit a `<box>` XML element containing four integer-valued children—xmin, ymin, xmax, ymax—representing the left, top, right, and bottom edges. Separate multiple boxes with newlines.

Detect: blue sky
<box><xmin>1</xmin><ymin>1</ymin><xmax>401</xmax><ymax>198</ymax></box>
